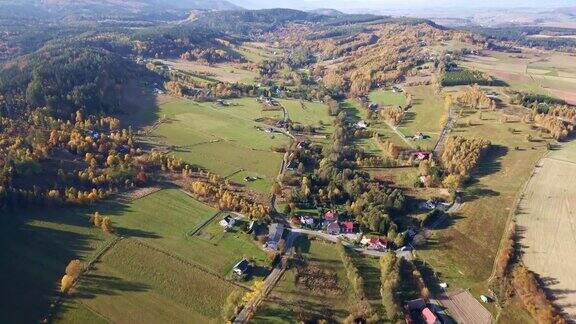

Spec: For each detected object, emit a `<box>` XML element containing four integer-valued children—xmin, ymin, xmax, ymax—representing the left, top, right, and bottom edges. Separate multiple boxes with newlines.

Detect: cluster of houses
<box><xmin>299</xmin><ymin>210</ymin><xmax>354</xmax><ymax>236</ymax></box>
<box><xmin>405</xmin><ymin>298</ymin><xmax>442</xmax><ymax>324</ymax></box>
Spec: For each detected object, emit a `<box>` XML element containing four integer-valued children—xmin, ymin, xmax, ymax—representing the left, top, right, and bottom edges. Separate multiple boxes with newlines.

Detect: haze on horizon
<box><xmin>232</xmin><ymin>0</ymin><xmax>574</xmax><ymax>12</ymax></box>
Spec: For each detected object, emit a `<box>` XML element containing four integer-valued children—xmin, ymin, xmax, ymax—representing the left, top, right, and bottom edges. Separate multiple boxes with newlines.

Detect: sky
<box><xmin>232</xmin><ymin>0</ymin><xmax>575</xmax><ymax>12</ymax></box>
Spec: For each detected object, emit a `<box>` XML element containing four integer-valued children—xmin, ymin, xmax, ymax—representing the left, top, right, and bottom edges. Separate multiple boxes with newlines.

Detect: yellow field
<box><xmin>516</xmin><ymin>141</ymin><xmax>576</xmax><ymax>321</ymax></box>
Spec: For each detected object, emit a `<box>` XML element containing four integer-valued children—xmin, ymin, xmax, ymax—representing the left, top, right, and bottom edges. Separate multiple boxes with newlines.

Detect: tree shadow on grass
<box><xmin>473</xmin><ymin>144</ymin><xmax>508</xmax><ymax>179</ymax></box>
<box><xmin>72</xmin><ymin>272</ymin><xmax>151</xmax><ymax>299</ymax></box>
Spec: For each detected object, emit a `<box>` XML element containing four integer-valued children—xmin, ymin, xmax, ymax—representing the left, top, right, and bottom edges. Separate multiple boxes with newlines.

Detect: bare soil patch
<box><xmin>295</xmin><ymin>265</ymin><xmax>343</xmax><ymax>296</ymax></box>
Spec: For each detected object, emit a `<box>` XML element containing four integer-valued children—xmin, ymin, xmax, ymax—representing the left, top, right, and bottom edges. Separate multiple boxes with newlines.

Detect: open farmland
<box><xmin>148</xmin><ymin>99</ymin><xmax>290</xmax><ymax>192</ymax></box>
<box><xmin>158</xmin><ymin>59</ymin><xmax>258</xmax><ymax>84</ymax></box>
<box><xmin>56</xmin><ymin>238</ymin><xmax>242</xmax><ymax>324</ymax></box>
<box><xmin>461</xmin><ymin>50</ymin><xmax>576</xmax><ymax>104</ymax></box>
<box><xmin>516</xmin><ymin>141</ymin><xmax>576</xmax><ymax>321</ymax></box>
<box><xmin>103</xmin><ymin>189</ymin><xmax>269</xmax><ymax>277</ymax></box>
<box><xmin>253</xmin><ymin>236</ymin><xmax>353</xmax><ymax>323</ymax></box>
<box><xmin>397</xmin><ymin>85</ymin><xmax>446</xmax><ymax>150</ymax></box>
<box><xmin>417</xmin><ymin>108</ymin><xmax>548</xmax><ymax>289</ymax></box>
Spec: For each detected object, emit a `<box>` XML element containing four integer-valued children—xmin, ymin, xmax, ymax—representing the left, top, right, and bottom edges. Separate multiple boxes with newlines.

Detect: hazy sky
<box><xmin>232</xmin><ymin>0</ymin><xmax>574</xmax><ymax>11</ymax></box>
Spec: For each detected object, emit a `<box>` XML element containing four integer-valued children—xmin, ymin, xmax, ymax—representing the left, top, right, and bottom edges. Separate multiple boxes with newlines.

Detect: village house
<box><xmin>296</xmin><ymin>141</ymin><xmax>308</xmax><ymax>149</ymax></box>
<box><xmin>324</xmin><ymin>210</ymin><xmax>337</xmax><ymax>222</ymax></box>
<box><xmin>326</xmin><ymin>221</ymin><xmax>340</xmax><ymax>235</ymax></box>
<box><xmin>361</xmin><ymin>236</ymin><xmax>388</xmax><ymax>251</ymax></box>
<box><xmin>413</xmin><ymin>151</ymin><xmax>430</xmax><ymax>160</ymax></box>
<box><xmin>299</xmin><ymin>215</ymin><xmax>315</xmax><ymax>227</ymax></box>
<box><xmin>341</xmin><ymin>221</ymin><xmax>354</xmax><ymax>234</ymax></box>
<box><xmin>232</xmin><ymin>259</ymin><xmax>250</xmax><ymax>276</ymax></box>
<box><xmin>219</xmin><ymin>215</ymin><xmax>237</xmax><ymax>230</ymax></box>
<box><xmin>422</xmin><ymin>307</ymin><xmax>441</xmax><ymax>324</ymax></box>
<box><xmin>356</xmin><ymin>120</ymin><xmax>369</xmax><ymax>130</ymax></box>
<box><xmin>413</xmin><ymin>132</ymin><xmax>425</xmax><ymax>140</ymax></box>
<box><xmin>265</xmin><ymin>223</ymin><xmax>284</xmax><ymax>250</ymax></box>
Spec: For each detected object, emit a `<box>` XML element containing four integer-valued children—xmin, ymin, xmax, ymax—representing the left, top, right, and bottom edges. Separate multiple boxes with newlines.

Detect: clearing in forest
<box><xmin>148</xmin><ymin>99</ymin><xmax>291</xmax><ymax>192</ymax></box>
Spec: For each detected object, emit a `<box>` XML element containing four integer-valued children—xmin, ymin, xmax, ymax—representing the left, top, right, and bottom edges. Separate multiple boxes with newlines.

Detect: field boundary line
<box><xmin>186</xmin><ymin>210</ymin><xmax>224</xmax><ymax>237</ymax></box>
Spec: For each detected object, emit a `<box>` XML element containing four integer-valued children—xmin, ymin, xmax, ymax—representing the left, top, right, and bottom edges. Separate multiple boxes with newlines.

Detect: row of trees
<box><xmin>457</xmin><ymin>84</ymin><xmax>497</xmax><ymax>110</ymax></box>
<box><xmin>189</xmin><ymin>181</ymin><xmax>269</xmax><ymax>219</ymax></box>
<box><xmin>533</xmin><ymin>114</ymin><xmax>573</xmax><ymax>141</ymax></box>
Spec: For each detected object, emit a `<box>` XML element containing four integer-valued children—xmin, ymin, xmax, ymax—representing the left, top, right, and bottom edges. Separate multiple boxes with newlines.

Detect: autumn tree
<box><xmin>101</xmin><ymin>216</ymin><xmax>113</xmax><ymax>233</ymax></box>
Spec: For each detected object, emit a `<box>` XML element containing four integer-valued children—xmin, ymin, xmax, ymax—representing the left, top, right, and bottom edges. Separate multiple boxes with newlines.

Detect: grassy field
<box><xmin>0</xmin><ymin>188</ymin><xmax>269</xmax><ymax>323</ymax></box>
<box><xmin>280</xmin><ymin>99</ymin><xmax>332</xmax><ymax>132</ymax></box>
<box><xmin>101</xmin><ymin>189</ymin><xmax>268</xmax><ymax>277</ymax></box>
<box><xmin>159</xmin><ymin>59</ymin><xmax>258</xmax><ymax>84</ymax></box>
<box><xmin>369</xmin><ymin>89</ymin><xmax>406</xmax><ymax>107</ymax></box>
<box><xmin>397</xmin><ymin>85</ymin><xmax>446</xmax><ymax>151</ymax></box>
<box><xmin>149</xmin><ymin>99</ymin><xmax>289</xmax><ymax>191</ymax></box>
<box><xmin>416</xmin><ymin>109</ymin><xmax>548</xmax><ymax>291</ymax></box>
<box><xmin>253</xmin><ymin>236</ymin><xmax>353</xmax><ymax>323</ymax></box>
<box><xmin>345</xmin><ymin>99</ymin><xmax>408</xmax><ymax>155</ymax></box>
<box><xmin>56</xmin><ymin>238</ymin><xmax>241</xmax><ymax>324</ymax></box>
<box><xmin>235</xmin><ymin>42</ymin><xmax>279</xmax><ymax>63</ymax></box>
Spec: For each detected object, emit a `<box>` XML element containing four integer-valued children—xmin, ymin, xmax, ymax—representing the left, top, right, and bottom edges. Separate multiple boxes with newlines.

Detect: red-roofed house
<box><xmin>324</xmin><ymin>210</ymin><xmax>337</xmax><ymax>222</ymax></box>
<box><xmin>341</xmin><ymin>221</ymin><xmax>354</xmax><ymax>234</ymax></box>
<box><xmin>361</xmin><ymin>237</ymin><xmax>388</xmax><ymax>251</ymax></box>
<box><xmin>422</xmin><ymin>307</ymin><xmax>440</xmax><ymax>324</ymax></box>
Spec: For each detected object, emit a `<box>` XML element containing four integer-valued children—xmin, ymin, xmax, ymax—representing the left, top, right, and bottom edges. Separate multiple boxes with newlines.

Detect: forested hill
<box><xmin>0</xmin><ymin>44</ymin><xmax>146</xmax><ymax>118</ymax></box>
<box><xmin>188</xmin><ymin>9</ymin><xmax>326</xmax><ymax>36</ymax></box>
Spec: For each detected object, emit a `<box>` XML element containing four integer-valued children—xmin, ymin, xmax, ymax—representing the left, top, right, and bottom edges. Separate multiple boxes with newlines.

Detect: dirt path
<box><xmin>433</xmin><ymin>107</ymin><xmax>456</xmax><ymax>158</ymax></box>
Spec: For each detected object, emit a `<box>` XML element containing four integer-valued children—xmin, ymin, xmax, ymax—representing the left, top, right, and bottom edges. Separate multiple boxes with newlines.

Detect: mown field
<box><xmin>56</xmin><ymin>238</ymin><xmax>242</xmax><ymax>324</ymax></box>
<box><xmin>102</xmin><ymin>189</ymin><xmax>269</xmax><ymax>277</ymax></box>
<box><xmin>461</xmin><ymin>50</ymin><xmax>576</xmax><ymax>104</ymax></box>
<box><xmin>253</xmin><ymin>236</ymin><xmax>353</xmax><ymax>323</ymax></box>
<box><xmin>516</xmin><ymin>140</ymin><xmax>576</xmax><ymax>320</ymax></box>
<box><xmin>158</xmin><ymin>59</ymin><xmax>258</xmax><ymax>84</ymax></box>
<box><xmin>417</xmin><ymin>108</ymin><xmax>548</xmax><ymax>290</ymax></box>
<box><xmin>0</xmin><ymin>188</ymin><xmax>267</xmax><ymax>323</ymax></box>
<box><xmin>148</xmin><ymin>99</ymin><xmax>290</xmax><ymax>192</ymax></box>
<box><xmin>55</xmin><ymin>189</ymin><xmax>268</xmax><ymax>323</ymax></box>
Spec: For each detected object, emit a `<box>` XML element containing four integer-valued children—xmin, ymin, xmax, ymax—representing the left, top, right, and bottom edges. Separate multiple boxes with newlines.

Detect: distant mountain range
<box><xmin>0</xmin><ymin>0</ymin><xmax>241</xmax><ymax>19</ymax></box>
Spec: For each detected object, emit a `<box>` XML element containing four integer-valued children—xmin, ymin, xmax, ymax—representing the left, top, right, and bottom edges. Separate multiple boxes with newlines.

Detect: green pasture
<box><xmin>57</xmin><ymin>238</ymin><xmax>240</xmax><ymax>324</ymax></box>
<box><xmin>151</xmin><ymin>99</ymin><xmax>289</xmax><ymax>189</ymax></box>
